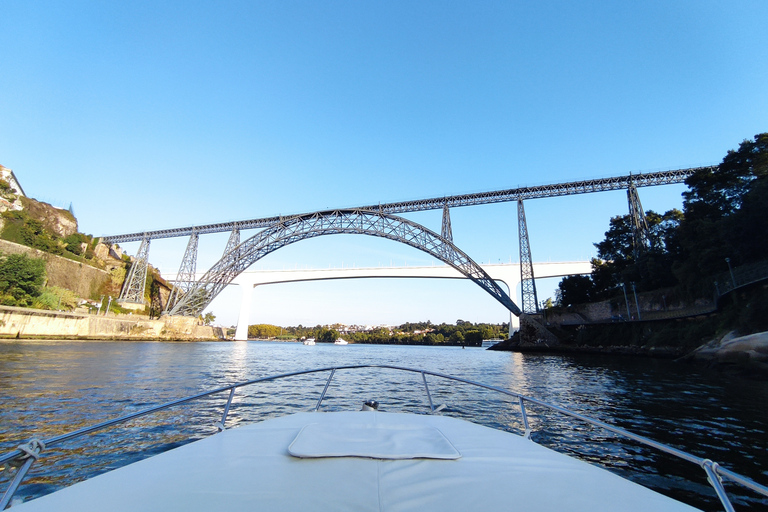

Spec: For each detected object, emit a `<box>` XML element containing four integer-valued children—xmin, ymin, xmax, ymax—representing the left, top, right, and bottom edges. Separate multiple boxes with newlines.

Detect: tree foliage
<box><xmin>248</xmin><ymin>324</ymin><xmax>284</xmax><ymax>338</ymax></box>
<box><xmin>673</xmin><ymin>133</ymin><xmax>768</xmax><ymax>292</ymax></box>
<box><xmin>556</xmin><ymin>274</ymin><xmax>594</xmax><ymax>307</ymax></box>
<box><xmin>317</xmin><ymin>327</ymin><xmax>340</xmax><ymax>343</ymax></box>
<box><xmin>0</xmin><ymin>253</ymin><xmax>46</xmax><ymax>306</ymax></box>
<box><xmin>558</xmin><ymin>133</ymin><xmax>768</xmax><ymax>304</ymax></box>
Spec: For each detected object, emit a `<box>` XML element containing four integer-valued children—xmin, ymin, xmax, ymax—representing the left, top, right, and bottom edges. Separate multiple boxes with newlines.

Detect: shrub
<box><xmin>0</xmin><ymin>253</ymin><xmax>46</xmax><ymax>302</ymax></box>
<box><xmin>35</xmin><ymin>286</ymin><xmax>78</xmax><ymax>311</ymax></box>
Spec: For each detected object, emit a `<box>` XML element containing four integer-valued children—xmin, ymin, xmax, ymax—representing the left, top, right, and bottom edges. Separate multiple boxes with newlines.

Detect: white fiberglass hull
<box><xmin>11</xmin><ymin>411</ymin><xmax>700</xmax><ymax>511</ymax></box>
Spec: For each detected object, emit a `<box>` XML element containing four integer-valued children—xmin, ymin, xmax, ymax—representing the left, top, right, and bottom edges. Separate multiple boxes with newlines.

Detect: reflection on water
<box><xmin>1</xmin><ymin>340</ymin><xmax>766</xmax><ymax>510</ymax></box>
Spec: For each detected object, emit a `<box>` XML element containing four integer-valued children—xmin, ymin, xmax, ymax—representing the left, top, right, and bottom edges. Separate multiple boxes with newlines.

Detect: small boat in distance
<box><xmin>334</xmin><ymin>338</ymin><xmax>348</xmax><ymax>345</ymax></box>
<box><xmin>303</xmin><ymin>338</ymin><xmax>316</xmax><ymax>346</ymax></box>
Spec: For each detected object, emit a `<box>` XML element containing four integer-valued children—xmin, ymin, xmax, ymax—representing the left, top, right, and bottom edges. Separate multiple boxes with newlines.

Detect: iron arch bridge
<box><xmin>168</xmin><ymin>209</ymin><xmax>522</xmax><ymax>318</ymax></box>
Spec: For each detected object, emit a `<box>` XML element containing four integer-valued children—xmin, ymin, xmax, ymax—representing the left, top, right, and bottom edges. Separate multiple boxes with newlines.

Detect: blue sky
<box><xmin>1</xmin><ymin>1</ymin><xmax>766</xmax><ymax>328</ymax></box>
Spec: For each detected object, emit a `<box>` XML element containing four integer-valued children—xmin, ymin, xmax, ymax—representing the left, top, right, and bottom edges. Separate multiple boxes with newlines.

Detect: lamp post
<box><xmin>631</xmin><ymin>282</ymin><xmax>641</xmax><ymax>320</ymax></box>
<box><xmin>621</xmin><ymin>283</ymin><xmax>631</xmax><ymax>320</ymax></box>
<box><xmin>725</xmin><ymin>257</ymin><xmax>737</xmax><ymax>290</ymax></box>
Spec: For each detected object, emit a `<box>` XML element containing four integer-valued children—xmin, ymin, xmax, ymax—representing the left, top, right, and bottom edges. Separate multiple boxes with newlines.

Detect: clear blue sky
<box><xmin>2</xmin><ymin>1</ymin><xmax>766</xmax><ymax>328</ymax></box>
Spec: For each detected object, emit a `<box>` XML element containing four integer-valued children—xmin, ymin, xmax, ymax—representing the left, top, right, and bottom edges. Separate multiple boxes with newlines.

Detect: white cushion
<box><xmin>288</xmin><ymin>421</ymin><xmax>462</xmax><ymax>460</ymax></box>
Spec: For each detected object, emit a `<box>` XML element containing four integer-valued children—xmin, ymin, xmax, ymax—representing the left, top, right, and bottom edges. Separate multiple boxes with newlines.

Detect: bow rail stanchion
<box><xmin>1</xmin><ymin>364</ymin><xmax>766</xmax><ymax>511</ymax></box>
<box><xmin>215</xmin><ymin>387</ymin><xmax>236</xmax><ymax>432</ymax></box>
<box><xmin>315</xmin><ymin>369</ymin><xmax>335</xmax><ymax>411</ymax></box>
<box><xmin>421</xmin><ymin>372</ymin><xmax>435</xmax><ymax>413</ymax></box>
<box><xmin>0</xmin><ymin>439</ymin><xmax>45</xmax><ymax>510</ymax></box>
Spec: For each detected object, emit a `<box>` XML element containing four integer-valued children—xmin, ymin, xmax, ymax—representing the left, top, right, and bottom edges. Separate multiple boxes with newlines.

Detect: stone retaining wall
<box><xmin>0</xmin><ymin>306</ymin><xmax>223</xmax><ymax>341</ymax></box>
<box><xmin>0</xmin><ymin>239</ymin><xmax>110</xmax><ymax>298</ymax></box>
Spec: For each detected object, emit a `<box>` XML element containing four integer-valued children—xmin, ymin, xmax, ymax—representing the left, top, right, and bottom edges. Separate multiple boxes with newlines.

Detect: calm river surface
<box><xmin>1</xmin><ymin>340</ymin><xmax>766</xmax><ymax>510</ymax></box>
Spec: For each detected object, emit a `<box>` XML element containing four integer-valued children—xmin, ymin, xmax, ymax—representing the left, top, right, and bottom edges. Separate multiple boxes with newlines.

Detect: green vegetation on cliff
<box><xmin>0</xmin><ymin>253</ymin><xmax>45</xmax><ymax>307</ymax></box>
<box><xmin>0</xmin><ymin>189</ymin><xmax>170</xmax><ymax>316</ymax></box>
<box><xmin>539</xmin><ymin>134</ymin><xmax>768</xmax><ymax>359</ymax></box>
<box><xmin>557</xmin><ymin>133</ymin><xmax>768</xmax><ymax>307</ymax></box>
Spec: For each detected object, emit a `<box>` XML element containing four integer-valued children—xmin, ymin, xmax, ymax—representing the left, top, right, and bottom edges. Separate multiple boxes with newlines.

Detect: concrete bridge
<box><xmin>229</xmin><ymin>261</ymin><xmax>591</xmax><ymax>340</ymax></box>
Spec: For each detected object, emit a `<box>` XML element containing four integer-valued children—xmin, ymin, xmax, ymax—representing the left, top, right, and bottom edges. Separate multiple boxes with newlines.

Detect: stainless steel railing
<box><xmin>1</xmin><ymin>364</ymin><xmax>767</xmax><ymax>511</ymax></box>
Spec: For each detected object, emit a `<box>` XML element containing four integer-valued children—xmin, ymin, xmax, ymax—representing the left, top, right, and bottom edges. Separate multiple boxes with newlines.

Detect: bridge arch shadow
<box><xmin>168</xmin><ymin>209</ymin><xmax>522</xmax><ymax>318</ymax></box>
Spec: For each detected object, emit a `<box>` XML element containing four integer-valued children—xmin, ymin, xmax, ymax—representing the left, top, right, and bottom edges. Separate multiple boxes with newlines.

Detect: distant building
<box><xmin>0</xmin><ymin>165</ymin><xmax>26</xmax><ymax>197</ymax></box>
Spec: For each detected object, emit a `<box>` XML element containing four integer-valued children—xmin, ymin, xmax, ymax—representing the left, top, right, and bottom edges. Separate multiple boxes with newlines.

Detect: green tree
<box><xmin>248</xmin><ymin>324</ymin><xmax>282</xmax><ymax>338</ymax></box>
<box><xmin>589</xmin><ymin>209</ymin><xmax>683</xmax><ymax>296</ymax></box>
<box><xmin>683</xmin><ymin>133</ymin><xmax>768</xmax><ymax>221</ymax></box>
<box><xmin>317</xmin><ymin>327</ymin><xmax>339</xmax><ymax>343</ymax></box>
<box><xmin>556</xmin><ymin>274</ymin><xmax>594</xmax><ymax>306</ymax></box>
<box><xmin>674</xmin><ymin>133</ymin><xmax>768</xmax><ymax>291</ymax></box>
<box><xmin>464</xmin><ymin>330</ymin><xmax>483</xmax><ymax>346</ymax></box>
<box><xmin>0</xmin><ymin>253</ymin><xmax>46</xmax><ymax>306</ymax></box>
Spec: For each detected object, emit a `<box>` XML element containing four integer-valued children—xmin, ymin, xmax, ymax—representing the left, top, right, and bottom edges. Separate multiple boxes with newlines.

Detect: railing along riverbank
<box><xmin>549</xmin><ymin>259</ymin><xmax>768</xmax><ymax>326</ymax></box>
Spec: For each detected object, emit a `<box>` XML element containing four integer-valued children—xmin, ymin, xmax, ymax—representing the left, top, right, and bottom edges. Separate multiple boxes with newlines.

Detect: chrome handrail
<box><xmin>1</xmin><ymin>364</ymin><xmax>766</xmax><ymax>511</ymax></box>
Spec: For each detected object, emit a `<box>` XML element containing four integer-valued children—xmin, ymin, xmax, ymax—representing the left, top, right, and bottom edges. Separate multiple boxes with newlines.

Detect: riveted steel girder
<box><xmin>627</xmin><ymin>183</ymin><xmax>651</xmax><ymax>260</ymax></box>
<box><xmin>222</xmin><ymin>223</ymin><xmax>241</xmax><ymax>257</ymax></box>
<box><xmin>168</xmin><ymin>209</ymin><xmax>522</xmax><ymax>317</ymax></box>
<box><xmin>517</xmin><ymin>200</ymin><xmax>539</xmax><ymax>314</ymax></box>
<box><xmin>118</xmin><ymin>236</ymin><xmax>150</xmax><ymax>304</ymax></box>
<box><xmin>164</xmin><ymin>231</ymin><xmax>199</xmax><ymax>313</ymax></box>
<box><xmin>101</xmin><ymin>167</ymin><xmax>710</xmax><ymax>244</ymax></box>
<box><xmin>441</xmin><ymin>204</ymin><xmax>453</xmax><ymax>243</ymax></box>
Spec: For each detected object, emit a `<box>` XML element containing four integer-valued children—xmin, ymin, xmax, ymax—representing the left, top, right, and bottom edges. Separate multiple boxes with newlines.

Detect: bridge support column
<box><xmin>509</xmin><ymin>311</ymin><xmax>520</xmax><ymax>338</ymax></box>
<box><xmin>234</xmin><ymin>284</ymin><xmax>254</xmax><ymax>341</ymax></box>
<box><xmin>518</xmin><ymin>200</ymin><xmax>539</xmax><ymax>314</ymax></box>
<box><xmin>165</xmin><ymin>231</ymin><xmax>199</xmax><ymax>313</ymax></box>
<box><xmin>492</xmin><ymin>277</ymin><xmax>520</xmax><ymax>337</ymax></box>
<box><xmin>627</xmin><ymin>182</ymin><xmax>651</xmax><ymax>259</ymax></box>
<box><xmin>119</xmin><ymin>235</ymin><xmax>151</xmax><ymax>306</ymax></box>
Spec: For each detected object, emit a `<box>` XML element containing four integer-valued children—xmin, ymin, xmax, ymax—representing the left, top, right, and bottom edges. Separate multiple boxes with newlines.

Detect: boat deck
<box><xmin>12</xmin><ymin>411</ymin><xmax>700</xmax><ymax>511</ymax></box>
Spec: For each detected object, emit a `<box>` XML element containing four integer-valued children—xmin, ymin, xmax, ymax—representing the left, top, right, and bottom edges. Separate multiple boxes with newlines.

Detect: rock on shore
<box><xmin>680</xmin><ymin>331</ymin><xmax>768</xmax><ymax>375</ymax></box>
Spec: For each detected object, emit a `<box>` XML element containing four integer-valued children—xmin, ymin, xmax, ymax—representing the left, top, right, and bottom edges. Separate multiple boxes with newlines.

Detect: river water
<box><xmin>1</xmin><ymin>340</ymin><xmax>766</xmax><ymax>510</ymax></box>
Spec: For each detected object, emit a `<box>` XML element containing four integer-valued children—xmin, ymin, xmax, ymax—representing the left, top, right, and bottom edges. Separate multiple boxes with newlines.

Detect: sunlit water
<box><xmin>1</xmin><ymin>340</ymin><xmax>766</xmax><ymax>510</ymax></box>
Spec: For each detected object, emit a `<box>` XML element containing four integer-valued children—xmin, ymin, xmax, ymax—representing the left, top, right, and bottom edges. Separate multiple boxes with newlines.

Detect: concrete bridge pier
<box><xmin>234</xmin><ymin>284</ymin><xmax>254</xmax><ymax>341</ymax></box>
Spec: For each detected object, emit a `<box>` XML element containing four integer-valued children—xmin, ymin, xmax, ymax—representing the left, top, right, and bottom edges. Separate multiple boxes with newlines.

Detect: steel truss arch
<box><xmin>168</xmin><ymin>209</ymin><xmax>522</xmax><ymax>317</ymax></box>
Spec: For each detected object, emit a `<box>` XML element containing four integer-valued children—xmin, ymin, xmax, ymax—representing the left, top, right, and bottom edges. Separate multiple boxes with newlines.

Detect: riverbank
<box><xmin>491</xmin><ymin>320</ymin><xmax>768</xmax><ymax>378</ymax></box>
<box><xmin>491</xmin><ymin>283</ymin><xmax>768</xmax><ymax>377</ymax></box>
<box><xmin>678</xmin><ymin>331</ymin><xmax>768</xmax><ymax>375</ymax></box>
<box><xmin>0</xmin><ymin>305</ymin><xmax>224</xmax><ymax>341</ymax></box>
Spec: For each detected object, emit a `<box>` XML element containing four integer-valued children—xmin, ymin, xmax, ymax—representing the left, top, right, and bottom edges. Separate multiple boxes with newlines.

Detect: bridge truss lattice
<box><xmin>517</xmin><ymin>200</ymin><xmax>539</xmax><ymax>314</ymax></box>
<box><xmin>168</xmin><ymin>209</ymin><xmax>523</xmax><ymax>319</ymax></box>
<box><xmin>102</xmin><ymin>167</ymin><xmax>709</xmax><ymax>244</ymax></box>
<box><xmin>118</xmin><ymin>236</ymin><xmax>150</xmax><ymax>304</ymax></box>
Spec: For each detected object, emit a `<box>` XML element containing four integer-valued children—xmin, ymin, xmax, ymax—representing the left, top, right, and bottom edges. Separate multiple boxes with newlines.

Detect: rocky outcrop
<box><xmin>680</xmin><ymin>331</ymin><xmax>768</xmax><ymax>375</ymax></box>
<box><xmin>19</xmin><ymin>196</ymin><xmax>77</xmax><ymax>237</ymax></box>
